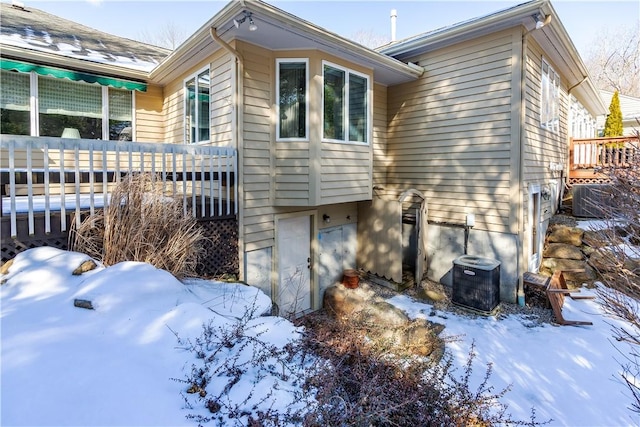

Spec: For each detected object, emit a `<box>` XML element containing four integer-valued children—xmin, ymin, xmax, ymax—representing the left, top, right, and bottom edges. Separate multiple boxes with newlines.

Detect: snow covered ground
<box><xmin>2</xmin><ymin>244</ymin><xmax>640</xmax><ymax>426</ymax></box>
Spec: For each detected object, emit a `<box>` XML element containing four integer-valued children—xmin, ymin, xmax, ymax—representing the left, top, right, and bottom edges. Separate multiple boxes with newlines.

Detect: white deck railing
<box><xmin>1</xmin><ymin>135</ymin><xmax>237</xmax><ymax>238</ymax></box>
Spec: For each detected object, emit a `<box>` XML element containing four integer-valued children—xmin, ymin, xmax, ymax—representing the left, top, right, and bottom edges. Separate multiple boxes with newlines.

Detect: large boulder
<box><xmin>547</xmin><ymin>225</ymin><xmax>584</xmax><ymax>246</ymax></box>
<box><xmin>543</xmin><ymin>243</ymin><xmax>583</xmax><ymax>260</ymax></box>
<box><xmin>323</xmin><ymin>283</ymin><xmax>445</xmax><ymax>359</ymax></box>
<box><xmin>588</xmin><ymin>249</ymin><xmax>619</xmax><ymax>272</ymax></box>
<box><xmin>323</xmin><ymin>283</ymin><xmax>408</xmax><ymax>326</ymax></box>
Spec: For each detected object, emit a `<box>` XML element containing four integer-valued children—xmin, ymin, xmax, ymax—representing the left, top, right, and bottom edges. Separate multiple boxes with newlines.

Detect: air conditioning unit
<box><xmin>452</xmin><ymin>255</ymin><xmax>500</xmax><ymax>314</ymax></box>
<box><xmin>572</xmin><ymin>184</ymin><xmax>611</xmax><ymax>218</ymax></box>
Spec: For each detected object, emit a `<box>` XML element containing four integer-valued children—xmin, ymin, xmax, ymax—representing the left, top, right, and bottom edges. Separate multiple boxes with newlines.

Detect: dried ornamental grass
<box><xmin>71</xmin><ymin>173</ymin><xmax>205</xmax><ymax>279</ymax></box>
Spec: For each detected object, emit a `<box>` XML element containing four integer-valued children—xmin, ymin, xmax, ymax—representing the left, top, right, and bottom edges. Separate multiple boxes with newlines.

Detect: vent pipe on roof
<box><xmin>391</xmin><ymin>9</ymin><xmax>397</xmax><ymax>42</ymax></box>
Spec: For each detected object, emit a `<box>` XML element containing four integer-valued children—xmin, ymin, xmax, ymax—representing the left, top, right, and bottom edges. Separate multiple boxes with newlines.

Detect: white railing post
<box><xmin>1</xmin><ymin>135</ymin><xmax>238</xmax><ymax>244</ymax></box>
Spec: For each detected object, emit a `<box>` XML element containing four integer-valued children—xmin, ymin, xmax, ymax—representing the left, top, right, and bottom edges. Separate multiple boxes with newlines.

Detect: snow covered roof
<box><xmin>0</xmin><ymin>3</ymin><xmax>170</xmax><ymax>73</ymax></box>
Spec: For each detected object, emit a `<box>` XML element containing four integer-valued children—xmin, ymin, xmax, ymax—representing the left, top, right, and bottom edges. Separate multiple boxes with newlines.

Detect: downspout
<box><xmin>517</xmin><ymin>14</ymin><xmax>552</xmax><ymax>305</ymax></box>
<box><xmin>210</xmin><ymin>27</ymin><xmax>246</xmax><ymax>281</ymax></box>
<box><xmin>516</xmin><ymin>29</ymin><xmax>529</xmax><ymax>306</ymax></box>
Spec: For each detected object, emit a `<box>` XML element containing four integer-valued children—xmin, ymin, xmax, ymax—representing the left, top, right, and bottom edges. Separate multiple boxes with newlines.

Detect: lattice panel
<box><xmin>569</xmin><ymin>177</ymin><xmax>612</xmax><ymax>186</ymax></box>
<box><xmin>2</xmin><ymin>235</ymin><xmax>69</xmax><ymax>264</ymax></box>
<box><xmin>2</xmin><ymin>214</ymin><xmax>239</xmax><ymax>278</ymax></box>
<box><xmin>196</xmin><ymin>217</ymin><xmax>239</xmax><ymax>278</ymax></box>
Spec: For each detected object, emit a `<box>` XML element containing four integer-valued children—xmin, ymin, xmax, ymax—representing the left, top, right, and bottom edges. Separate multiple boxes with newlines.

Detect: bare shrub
<box><xmin>297</xmin><ymin>311</ymin><xmax>546</xmax><ymax>427</ymax></box>
<box><xmin>590</xmin><ymin>132</ymin><xmax>640</xmax><ymax>412</ymax></box>
<box><xmin>71</xmin><ymin>173</ymin><xmax>205</xmax><ymax>278</ymax></box>
<box><xmin>175</xmin><ymin>306</ymin><xmax>547</xmax><ymax>426</ymax></box>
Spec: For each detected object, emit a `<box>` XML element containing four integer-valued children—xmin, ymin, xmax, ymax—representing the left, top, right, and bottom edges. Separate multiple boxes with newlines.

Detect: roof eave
<box><xmin>150</xmin><ymin>0</ymin><xmax>422</xmax><ymax>85</ymax></box>
<box><xmin>380</xmin><ymin>1</ymin><xmax>544</xmax><ymax>57</ymax></box>
<box><xmin>0</xmin><ymin>43</ymin><xmax>151</xmax><ymax>81</ymax></box>
<box><xmin>243</xmin><ymin>0</ymin><xmax>422</xmax><ymax>82</ymax></box>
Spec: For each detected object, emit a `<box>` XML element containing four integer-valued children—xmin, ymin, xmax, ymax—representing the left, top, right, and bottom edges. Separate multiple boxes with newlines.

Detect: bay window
<box><xmin>323</xmin><ymin>62</ymin><xmax>369</xmax><ymax>144</ymax></box>
<box><xmin>184</xmin><ymin>68</ymin><xmax>210</xmax><ymax>144</ymax></box>
<box><xmin>276</xmin><ymin>59</ymin><xmax>308</xmax><ymax>140</ymax></box>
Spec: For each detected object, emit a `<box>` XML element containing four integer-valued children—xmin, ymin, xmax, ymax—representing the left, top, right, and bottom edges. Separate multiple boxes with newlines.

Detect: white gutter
<box><xmin>381</xmin><ymin>1</ymin><xmax>544</xmax><ymax>57</ymax></box>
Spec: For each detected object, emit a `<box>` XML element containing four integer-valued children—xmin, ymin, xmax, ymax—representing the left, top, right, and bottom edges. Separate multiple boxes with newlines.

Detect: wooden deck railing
<box><xmin>1</xmin><ymin>135</ymin><xmax>237</xmax><ymax>238</ymax></box>
<box><xmin>569</xmin><ymin>136</ymin><xmax>639</xmax><ymax>182</ymax></box>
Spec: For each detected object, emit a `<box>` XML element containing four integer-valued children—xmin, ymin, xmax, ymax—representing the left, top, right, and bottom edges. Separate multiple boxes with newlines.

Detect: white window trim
<box><xmin>540</xmin><ymin>58</ymin><xmax>560</xmax><ymax>134</ymax></box>
<box><xmin>29</xmin><ymin>71</ymin><xmax>38</xmax><ymax>136</ymax></box>
<box><xmin>321</xmin><ymin>60</ymin><xmax>371</xmax><ymax>145</ymax></box>
<box><xmin>10</xmin><ymin>70</ymin><xmax>135</xmax><ymax>140</ymax></box>
<box><xmin>183</xmin><ymin>65</ymin><xmax>211</xmax><ymax>145</ymax></box>
<box><xmin>527</xmin><ymin>183</ymin><xmax>542</xmax><ymax>273</ymax></box>
<box><xmin>276</xmin><ymin>58</ymin><xmax>309</xmax><ymax>142</ymax></box>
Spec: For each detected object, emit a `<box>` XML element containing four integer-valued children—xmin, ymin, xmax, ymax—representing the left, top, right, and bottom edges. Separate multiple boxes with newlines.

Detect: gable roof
<box><xmin>0</xmin><ymin>2</ymin><xmax>170</xmax><ymax>80</ymax></box>
<box><xmin>380</xmin><ymin>0</ymin><xmax>607</xmax><ymax>116</ymax></box>
<box><xmin>151</xmin><ymin>0</ymin><xmax>423</xmax><ymax>86</ymax></box>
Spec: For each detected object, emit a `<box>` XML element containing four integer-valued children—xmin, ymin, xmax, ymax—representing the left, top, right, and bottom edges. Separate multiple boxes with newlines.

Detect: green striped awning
<box><xmin>0</xmin><ymin>59</ymin><xmax>147</xmax><ymax>92</ymax></box>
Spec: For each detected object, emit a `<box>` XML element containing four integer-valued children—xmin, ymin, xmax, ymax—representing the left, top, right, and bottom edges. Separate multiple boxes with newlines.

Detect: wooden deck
<box><xmin>569</xmin><ymin>136</ymin><xmax>639</xmax><ymax>185</ymax></box>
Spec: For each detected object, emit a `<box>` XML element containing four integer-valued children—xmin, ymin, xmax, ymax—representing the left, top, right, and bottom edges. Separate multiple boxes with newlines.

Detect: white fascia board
<box><xmin>244</xmin><ymin>0</ymin><xmax>423</xmax><ymax>80</ymax></box>
<box><xmin>380</xmin><ymin>1</ymin><xmax>544</xmax><ymax>57</ymax></box>
<box><xmin>150</xmin><ymin>0</ymin><xmax>422</xmax><ymax>84</ymax></box>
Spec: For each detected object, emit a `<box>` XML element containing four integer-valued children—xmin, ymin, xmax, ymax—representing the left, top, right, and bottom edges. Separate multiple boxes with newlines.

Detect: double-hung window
<box><xmin>540</xmin><ymin>58</ymin><xmax>559</xmax><ymax>133</ymax></box>
<box><xmin>184</xmin><ymin>67</ymin><xmax>210</xmax><ymax>144</ymax></box>
<box><xmin>322</xmin><ymin>62</ymin><xmax>369</xmax><ymax>144</ymax></box>
<box><xmin>276</xmin><ymin>59</ymin><xmax>308</xmax><ymax>140</ymax></box>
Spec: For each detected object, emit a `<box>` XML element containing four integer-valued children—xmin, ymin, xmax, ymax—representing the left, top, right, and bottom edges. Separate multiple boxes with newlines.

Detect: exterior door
<box><xmin>318</xmin><ymin>223</ymin><xmax>357</xmax><ymax>296</ymax></box>
<box><xmin>528</xmin><ymin>185</ymin><xmax>542</xmax><ymax>272</ymax></box>
<box><xmin>277</xmin><ymin>215</ymin><xmax>311</xmax><ymax>316</ymax></box>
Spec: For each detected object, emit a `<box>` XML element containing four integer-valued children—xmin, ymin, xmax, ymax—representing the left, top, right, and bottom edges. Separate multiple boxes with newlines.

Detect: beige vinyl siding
<box><xmin>275</xmin><ymin>140</ymin><xmax>310</xmax><ymax>205</ymax></box>
<box><xmin>210</xmin><ymin>54</ymin><xmax>235</xmax><ymax>147</ymax></box>
<box><xmin>162</xmin><ymin>50</ymin><xmax>232</xmax><ymax>145</ymax></box>
<box><xmin>320</xmin><ymin>142</ymin><xmax>371</xmax><ymax>204</ymax></box>
<box><xmin>163</xmin><ymin>77</ymin><xmax>186</xmax><ymax>144</ymax></box>
<box><xmin>522</xmin><ymin>39</ymin><xmax>568</xmax><ymax>221</ymax></box>
<box><xmin>372</xmin><ymin>83</ymin><xmax>388</xmax><ymax>188</ymax></box>
<box><xmin>386</xmin><ymin>29</ymin><xmax>517</xmax><ymax>233</ymax></box>
<box><xmin>239</xmin><ymin>41</ymin><xmax>275</xmax><ymax>251</ymax></box>
<box><xmin>134</xmin><ymin>84</ymin><xmax>164</xmax><ymax>142</ymax></box>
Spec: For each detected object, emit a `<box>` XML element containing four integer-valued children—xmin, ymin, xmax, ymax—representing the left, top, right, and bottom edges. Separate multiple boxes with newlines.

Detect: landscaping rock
<box><xmin>364</xmin><ymin>301</ymin><xmax>410</xmax><ymax>327</ymax></box>
<box><xmin>540</xmin><ymin>258</ymin><xmax>597</xmax><ymax>287</ymax></box>
<box><xmin>588</xmin><ymin>249</ymin><xmax>618</xmax><ymax>272</ymax></box>
<box><xmin>323</xmin><ymin>284</ymin><xmax>368</xmax><ymax>318</ymax></box>
<box><xmin>547</xmin><ymin>225</ymin><xmax>584</xmax><ymax>246</ymax></box>
<box><xmin>0</xmin><ymin>259</ymin><xmax>13</xmax><ymax>275</ymax></box>
<box><xmin>543</xmin><ymin>243</ymin><xmax>583</xmax><ymax>260</ymax></box>
<box><xmin>323</xmin><ymin>282</ymin><xmax>445</xmax><ymax>359</ymax></box>
<box><xmin>72</xmin><ymin>259</ymin><xmax>98</xmax><ymax>275</ymax></box>
<box><xmin>582</xmin><ymin>230</ymin><xmax>613</xmax><ymax>248</ymax></box>
<box><xmin>378</xmin><ymin>319</ymin><xmax>444</xmax><ymax>358</ymax></box>
<box><xmin>623</xmin><ymin>258</ymin><xmax>640</xmax><ymax>274</ymax></box>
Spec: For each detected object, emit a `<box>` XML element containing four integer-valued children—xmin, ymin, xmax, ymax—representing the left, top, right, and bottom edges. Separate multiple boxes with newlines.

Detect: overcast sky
<box><xmin>13</xmin><ymin>0</ymin><xmax>640</xmax><ymax>59</ymax></box>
